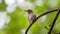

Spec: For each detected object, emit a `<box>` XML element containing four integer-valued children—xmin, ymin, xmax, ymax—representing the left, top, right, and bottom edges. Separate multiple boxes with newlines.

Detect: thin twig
<box><xmin>48</xmin><ymin>8</ymin><xmax>60</xmax><ymax>34</ymax></box>
<box><xmin>44</xmin><ymin>26</ymin><xmax>49</xmax><ymax>30</ymax></box>
<box><xmin>25</xmin><ymin>9</ymin><xmax>58</xmax><ymax>34</ymax></box>
<box><xmin>45</xmin><ymin>26</ymin><xmax>58</xmax><ymax>34</ymax></box>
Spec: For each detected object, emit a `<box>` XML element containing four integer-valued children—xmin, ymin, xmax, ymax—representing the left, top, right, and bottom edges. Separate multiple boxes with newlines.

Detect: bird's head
<box><xmin>25</xmin><ymin>9</ymin><xmax>33</xmax><ymax>14</ymax></box>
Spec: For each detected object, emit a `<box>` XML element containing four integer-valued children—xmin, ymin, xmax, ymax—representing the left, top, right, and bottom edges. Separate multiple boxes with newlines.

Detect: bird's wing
<box><xmin>31</xmin><ymin>13</ymin><xmax>36</xmax><ymax>21</ymax></box>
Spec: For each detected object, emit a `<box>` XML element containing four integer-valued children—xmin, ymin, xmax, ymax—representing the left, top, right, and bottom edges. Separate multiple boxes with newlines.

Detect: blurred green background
<box><xmin>0</xmin><ymin>0</ymin><xmax>60</xmax><ymax>34</ymax></box>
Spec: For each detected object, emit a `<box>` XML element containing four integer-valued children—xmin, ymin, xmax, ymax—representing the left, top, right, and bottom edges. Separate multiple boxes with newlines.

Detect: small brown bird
<box><xmin>25</xmin><ymin>9</ymin><xmax>36</xmax><ymax>24</ymax></box>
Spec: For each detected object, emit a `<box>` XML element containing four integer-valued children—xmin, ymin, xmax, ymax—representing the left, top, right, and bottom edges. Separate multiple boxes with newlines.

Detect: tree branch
<box><xmin>48</xmin><ymin>8</ymin><xmax>60</xmax><ymax>34</ymax></box>
<box><xmin>45</xmin><ymin>26</ymin><xmax>58</xmax><ymax>34</ymax></box>
<box><xmin>25</xmin><ymin>9</ymin><xmax>58</xmax><ymax>34</ymax></box>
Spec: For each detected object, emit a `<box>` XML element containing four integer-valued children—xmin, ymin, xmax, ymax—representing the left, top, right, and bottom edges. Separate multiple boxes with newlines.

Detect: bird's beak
<box><xmin>24</xmin><ymin>10</ymin><xmax>28</xmax><ymax>12</ymax></box>
<box><xmin>24</xmin><ymin>10</ymin><xmax>26</xmax><ymax>11</ymax></box>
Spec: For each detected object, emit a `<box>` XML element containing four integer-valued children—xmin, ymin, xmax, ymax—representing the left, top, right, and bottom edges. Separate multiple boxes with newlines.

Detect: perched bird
<box><xmin>25</xmin><ymin>9</ymin><xmax>36</xmax><ymax>24</ymax></box>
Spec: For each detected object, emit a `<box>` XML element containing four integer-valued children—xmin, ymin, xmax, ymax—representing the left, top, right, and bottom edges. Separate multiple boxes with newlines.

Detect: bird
<box><xmin>25</xmin><ymin>9</ymin><xmax>36</xmax><ymax>24</ymax></box>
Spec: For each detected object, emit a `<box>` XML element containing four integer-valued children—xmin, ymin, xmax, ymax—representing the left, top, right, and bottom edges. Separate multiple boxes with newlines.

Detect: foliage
<box><xmin>0</xmin><ymin>0</ymin><xmax>60</xmax><ymax>34</ymax></box>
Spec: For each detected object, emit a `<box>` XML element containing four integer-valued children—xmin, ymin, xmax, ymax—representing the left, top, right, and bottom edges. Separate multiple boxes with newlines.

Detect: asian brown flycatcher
<box><xmin>25</xmin><ymin>9</ymin><xmax>36</xmax><ymax>24</ymax></box>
